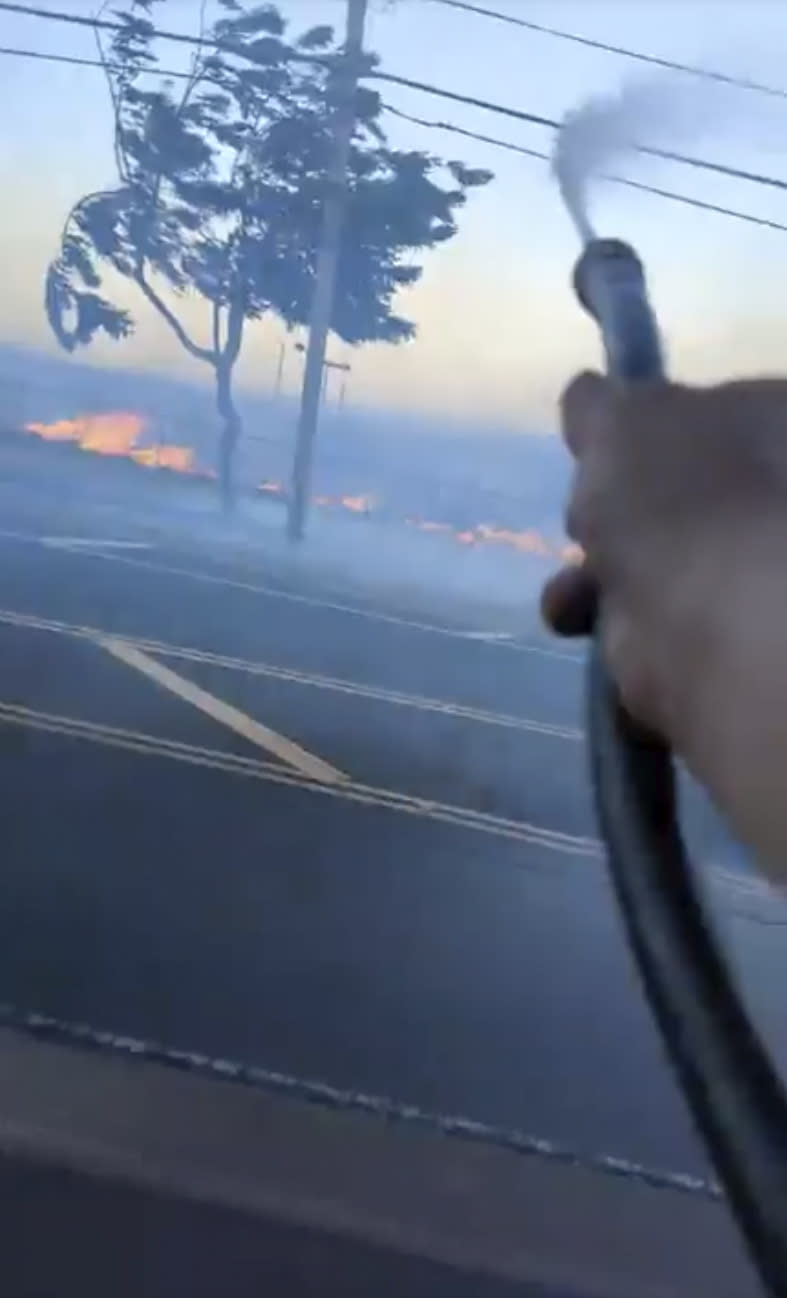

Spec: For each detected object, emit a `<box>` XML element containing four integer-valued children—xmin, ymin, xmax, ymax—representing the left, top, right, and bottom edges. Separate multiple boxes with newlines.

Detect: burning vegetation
<box><xmin>22</xmin><ymin>413</ymin><xmax>580</xmax><ymax>563</ymax></box>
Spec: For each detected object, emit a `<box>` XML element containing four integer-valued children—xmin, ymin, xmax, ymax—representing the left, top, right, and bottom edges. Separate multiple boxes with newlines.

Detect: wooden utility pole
<box><xmin>273</xmin><ymin>340</ymin><xmax>285</xmax><ymax>398</ymax></box>
<box><xmin>287</xmin><ymin>0</ymin><xmax>368</xmax><ymax>542</ymax></box>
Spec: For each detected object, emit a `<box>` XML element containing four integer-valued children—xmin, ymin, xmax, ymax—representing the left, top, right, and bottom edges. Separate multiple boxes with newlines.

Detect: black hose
<box><xmin>574</xmin><ymin>238</ymin><xmax>787</xmax><ymax>1297</ymax></box>
<box><xmin>588</xmin><ymin>643</ymin><xmax>787</xmax><ymax>1295</ymax></box>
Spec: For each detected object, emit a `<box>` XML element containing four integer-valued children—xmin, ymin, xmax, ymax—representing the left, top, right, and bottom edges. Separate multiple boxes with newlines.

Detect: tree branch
<box><xmin>92</xmin><ymin>3</ymin><xmax>130</xmax><ymax>184</ymax></box>
<box><xmin>57</xmin><ymin>188</ymin><xmax>119</xmax><ymax>254</ymax></box>
<box><xmin>134</xmin><ymin>268</ymin><xmax>214</xmax><ymax>362</ymax></box>
<box><xmin>125</xmin><ymin>4</ymin><xmax>216</xmax><ymax>367</ymax></box>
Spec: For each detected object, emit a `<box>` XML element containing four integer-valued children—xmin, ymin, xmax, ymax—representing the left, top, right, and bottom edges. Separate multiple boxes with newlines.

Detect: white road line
<box><xmin>0</xmin><ymin>526</ymin><xmax>581</xmax><ymax>661</ymax></box>
<box><xmin>83</xmin><ymin>548</ymin><xmax>538</xmax><ymax>649</ymax></box>
<box><xmin>100</xmin><ymin>638</ymin><xmax>348</xmax><ymax>787</ymax></box>
<box><xmin>0</xmin><ymin>604</ymin><xmax>780</xmax><ymax>905</ymax></box>
<box><xmin>0</xmin><ymin>699</ymin><xmax>779</xmax><ymax>918</ymax></box>
<box><xmin>40</xmin><ymin>537</ymin><xmax>152</xmax><ymax>551</ymax></box>
<box><xmin>153</xmin><ymin>645</ymin><xmax>583</xmax><ymax>739</ymax></box>
<box><xmin>0</xmin><ymin>1002</ymin><xmax>720</xmax><ymax>1199</ymax></box>
<box><xmin>456</xmin><ymin>630</ymin><xmax>514</xmax><ymax>642</ymax></box>
<box><xmin>0</xmin><ymin>701</ymin><xmax>596</xmax><ymax>854</ymax></box>
<box><xmin>0</xmin><ymin>608</ymin><xmax>582</xmax><ymax>740</ymax></box>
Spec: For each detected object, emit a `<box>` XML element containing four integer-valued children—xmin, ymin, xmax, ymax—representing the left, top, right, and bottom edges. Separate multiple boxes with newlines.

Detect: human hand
<box><xmin>542</xmin><ymin>370</ymin><xmax>787</xmax><ymax>879</ymax></box>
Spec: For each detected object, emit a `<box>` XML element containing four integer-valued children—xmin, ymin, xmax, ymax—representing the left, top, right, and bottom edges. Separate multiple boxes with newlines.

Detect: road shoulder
<box><xmin>0</xmin><ymin>1028</ymin><xmax>760</xmax><ymax>1298</ymax></box>
<box><xmin>0</xmin><ymin>437</ymin><xmax>549</xmax><ymax>636</ymax></box>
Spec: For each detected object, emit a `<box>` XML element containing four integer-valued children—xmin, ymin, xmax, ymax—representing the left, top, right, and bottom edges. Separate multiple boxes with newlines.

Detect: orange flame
<box><xmin>22</xmin><ymin>414</ymin><xmax>579</xmax><ymax>562</ymax></box>
<box><xmin>24</xmin><ymin>412</ymin><xmax>212</xmax><ymax>478</ymax></box>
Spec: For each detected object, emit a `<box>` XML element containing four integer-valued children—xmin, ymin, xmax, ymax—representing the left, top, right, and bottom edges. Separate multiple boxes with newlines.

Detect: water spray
<box><xmin>553</xmin><ymin>86</ymin><xmax>787</xmax><ymax>1295</ymax></box>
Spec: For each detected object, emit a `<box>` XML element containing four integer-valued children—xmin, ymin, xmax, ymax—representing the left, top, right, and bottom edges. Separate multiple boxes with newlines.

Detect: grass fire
<box><xmin>22</xmin><ymin>412</ymin><xmax>580</xmax><ymax>564</ymax></box>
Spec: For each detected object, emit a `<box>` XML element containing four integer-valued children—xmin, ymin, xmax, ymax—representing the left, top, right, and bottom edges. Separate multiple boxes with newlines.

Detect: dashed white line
<box><xmin>456</xmin><ymin>630</ymin><xmax>514</xmax><ymax>642</ymax></box>
<box><xmin>0</xmin><ymin>1001</ymin><xmax>720</xmax><ymax>1200</ymax></box>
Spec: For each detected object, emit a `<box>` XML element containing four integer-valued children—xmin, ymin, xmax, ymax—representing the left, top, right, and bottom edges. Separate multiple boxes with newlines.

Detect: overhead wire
<box><xmin>1</xmin><ymin>40</ymin><xmax>781</xmax><ymax>236</ymax></box>
<box><xmin>427</xmin><ymin>0</ymin><xmax>787</xmax><ymax>103</ymax></box>
<box><xmin>383</xmin><ymin>104</ymin><xmax>787</xmax><ymax>235</ymax></box>
<box><xmin>3</xmin><ymin>0</ymin><xmax>787</xmax><ymax>197</ymax></box>
<box><xmin>1</xmin><ymin>5</ymin><xmax>787</xmax><ymax>234</ymax></box>
<box><xmin>379</xmin><ymin>76</ymin><xmax>787</xmax><ymax>197</ymax></box>
<box><xmin>9</xmin><ymin>0</ymin><xmax>787</xmax><ymax>115</ymax></box>
<box><xmin>0</xmin><ymin>0</ymin><xmax>233</xmax><ymax>57</ymax></box>
<box><xmin>0</xmin><ymin>42</ymin><xmax>192</xmax><ymax>80</ymax></box>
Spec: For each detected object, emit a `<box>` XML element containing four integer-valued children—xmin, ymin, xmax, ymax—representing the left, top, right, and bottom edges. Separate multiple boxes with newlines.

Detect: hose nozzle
<box><xmin>573</xmin><ymin>238</ymin><xmax>664</xmax><ymax>384</ymax></box>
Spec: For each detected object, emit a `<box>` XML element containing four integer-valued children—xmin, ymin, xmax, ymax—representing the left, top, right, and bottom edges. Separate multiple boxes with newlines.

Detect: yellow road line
<box><xmin>0</xmin><ymin>701</ymin><xmax>597</xmax><ymax>855</ymax></box>
<box><xmin>0</xmin><ymin>607</ymin><xmax>581</xmax><ymax>741</ymax></box>
<box><xmin>1</xmin><ymin>701</ymin><xmax>595</xmax><ymax>841</ymax></box>
<box><xmin>99</xmin><ymin>638</ymin><xmax>348</xmax><ymax>787</ymax></box>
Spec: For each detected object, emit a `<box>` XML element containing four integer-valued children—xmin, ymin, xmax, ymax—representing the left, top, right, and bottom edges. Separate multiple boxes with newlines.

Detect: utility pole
<box><xmin>323</xmin><ymin>357</ymin><xmax>351</xmax><ymax>409</ymax></box>
<box><xmin>287</xmin><ymin>0</ymin><xmax>368</xmax><ymax>542</ymax></box>
<box><xmin>273</xmin><ymin>340</ymin><xmax>285</xmax><ymax>398</ymax></box>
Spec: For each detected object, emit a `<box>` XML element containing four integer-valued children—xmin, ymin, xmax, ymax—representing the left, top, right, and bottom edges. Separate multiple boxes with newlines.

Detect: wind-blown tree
<box><xmin>46</xmin><ymin>0</ymin><xmax>492</xmax><ymax>508</ymax></box>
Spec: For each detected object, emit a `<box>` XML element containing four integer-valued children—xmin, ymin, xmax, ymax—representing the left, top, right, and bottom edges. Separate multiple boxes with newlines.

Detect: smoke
<box><xmin>552</xmin><ymin>74</ymin><xmax>735</xmax><ymax>241</ymax></box>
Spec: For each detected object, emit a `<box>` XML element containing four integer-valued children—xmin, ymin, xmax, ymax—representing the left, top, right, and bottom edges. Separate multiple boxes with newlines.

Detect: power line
<box><xmin>384</xmin><ymin>103</ymin><xmax>551</xmax><ymax>164</ymax></box>
<box><xmin>427</xmin><ymin>0</ymin><xmax>787</xmax><ymax>103</ymax></box>
<box><xmin>0</xmin><ymin>1</ymin><xmax>239</xmax><ymax>59</ymax></box>
<box><xmin>4</xmin><ymin>2</ymin><xmax>787</xmax><ymax>198</ymax></box>
<box><xmin>383</xmin><ymin>104</ymin><xmax>787</xmax><ymax>236</ymax></box>
<box><xmin>378</xmin><ymin>71</ymin><xmax>787</xmax><ymax>197</ymax></box>
<box><xmin>0</xmin><ymin>43</ymin><xmax>193</xmax><ymax>80</ymax></box>
<box><xmin>0</xmin><ymin>41</ymin><xmax>783</xmax><ymax>236</ymax></box>
<box><xmin>0</xmin><ymin>5</ymin><xmax>600</xmax><ymax>129</ymax></box>
<box><xmin>7</xmin><ymin>35</ymin><xmax>785</xmax><ymax>233</ymax></box>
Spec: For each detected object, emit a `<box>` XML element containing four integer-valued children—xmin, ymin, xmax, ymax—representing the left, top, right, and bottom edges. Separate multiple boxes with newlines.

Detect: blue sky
<box><xmin>1</xmin><ymin>0</ymin><xmax>787</xmax><ymax>430</ymax></box>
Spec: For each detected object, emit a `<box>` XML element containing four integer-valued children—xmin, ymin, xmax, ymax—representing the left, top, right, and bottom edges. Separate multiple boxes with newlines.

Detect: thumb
<box><xmin>541</xmin><ymin>563</ymin><xmax>597</xmax><ymax>638</ymax></box>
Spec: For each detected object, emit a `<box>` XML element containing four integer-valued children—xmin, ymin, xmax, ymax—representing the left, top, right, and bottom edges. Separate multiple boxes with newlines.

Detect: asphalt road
<box><xmin>0</xmin><ymin>1155</ymin><xmax>543</xmax><ymax>1298</ymax></box>
<box><xmin>0</xmin><ymin>468</ymin><xmax>783</xmax><ymax>1212</ymax></box>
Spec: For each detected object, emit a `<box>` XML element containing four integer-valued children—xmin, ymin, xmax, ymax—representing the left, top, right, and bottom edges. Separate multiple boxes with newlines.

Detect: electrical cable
<box><xmin>11</xmin><ymin>0</ymin><xmax>787</xmax><ymax>111</ymax></box>
<box><xmin>3</xmin><ymin>1</ymin><xmax>787</xmax><ymax>196</ymax></box>
<box><xmin>0</xmin><ymin>42</ymin><xmax>192</xmax><ymax>79</ymax></box>
<box><xmin>3</xmin><ymin>39</ymin><xmax>785</xmax><ymax>235</ymax></box>
<box><xmin>376</xmin><ymin>76</ymin><xmax>787</xmax><ymax>197</ymax></box>
<box><xmin>428</xmin><ymin>0</ymin><xmax>787</xmax><ymax>104</ymax></box>
<box><xmin>0</xmin><ymin>0</ymin><xmax>227</xmax><ymax>56</ymax></box>
<box><xmin>383</xmin><ymin>104</ymin><xmax>787</xmax><ymax>235</ymax></box>
<box><xmin>2</xmin><ymin>39</ymin><xmax>786</xmax><ymax>237</ymax></box>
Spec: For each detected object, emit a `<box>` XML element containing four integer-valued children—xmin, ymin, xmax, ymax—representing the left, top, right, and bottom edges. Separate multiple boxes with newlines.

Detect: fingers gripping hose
<box><xmin>575</xmin><ymin>237</ymin><xmax>787</xmax><ymax>1297</ymax></box>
